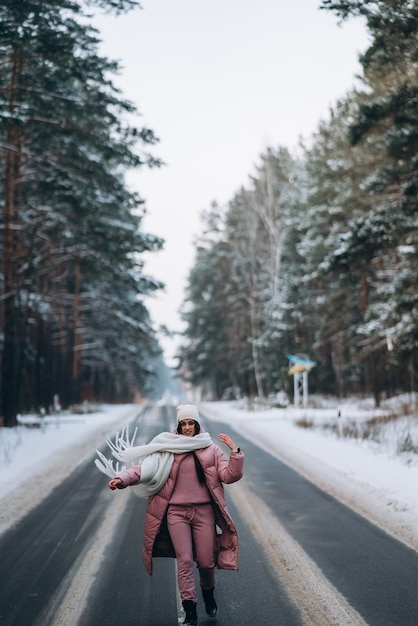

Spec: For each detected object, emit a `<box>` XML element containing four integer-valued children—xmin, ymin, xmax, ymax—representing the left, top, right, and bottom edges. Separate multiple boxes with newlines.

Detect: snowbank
<box><xmin>0</xmin><ymin>404</ymin><xmax>141</xmax><ymax>535</ymax></box>
<box><xmin>200</xmin><ymin>398</ymin><xmax>418</xmax><ymax>551</ymax></box>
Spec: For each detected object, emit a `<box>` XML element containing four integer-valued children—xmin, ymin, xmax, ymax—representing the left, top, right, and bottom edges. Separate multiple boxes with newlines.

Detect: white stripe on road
<box><xmin>41</xmin><ymin>490</ymin><xmax>133</xmax><ymax>626</ymax></box>
<box><xmin>228</xmin><ymin>479</ymin><xmax>368</xmax><ymax>626</ymax></box>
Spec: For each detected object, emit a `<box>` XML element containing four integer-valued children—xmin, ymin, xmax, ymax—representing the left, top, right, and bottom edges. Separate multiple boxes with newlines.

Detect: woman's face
<box><xmin>179</xmin><ymin>419</ymin><xmax>196</xmax><ymax>437</ymax></box>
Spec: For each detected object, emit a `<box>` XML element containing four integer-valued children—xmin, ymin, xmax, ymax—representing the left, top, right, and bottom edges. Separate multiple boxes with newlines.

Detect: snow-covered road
<box><xmin>0</xmin><ymin>404</ymin><xmax>140</xmax><ymax>536</ymax></box>
<box><xmin>1</xmin><ymin>398</ymin><xmax>418</xmax><ymax>553</ymax></box>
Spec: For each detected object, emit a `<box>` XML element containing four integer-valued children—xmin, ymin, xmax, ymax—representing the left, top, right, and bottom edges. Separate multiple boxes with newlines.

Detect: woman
<box><xmin>103</xmin><ymin>403</ymin><xmax>244</xmax><ymax>625</ymax></box>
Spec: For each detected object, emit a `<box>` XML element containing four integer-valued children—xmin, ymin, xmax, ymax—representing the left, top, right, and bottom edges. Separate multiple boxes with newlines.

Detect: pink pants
<box><xmin>167</xmin><ymin>503</ymin><xmax>216</xmax><ymax>602</ymax></box>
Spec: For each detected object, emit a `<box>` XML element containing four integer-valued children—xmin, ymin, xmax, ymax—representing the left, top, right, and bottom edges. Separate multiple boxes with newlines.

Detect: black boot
<box><xmin>182</xmin><ymin>600</ymin><xmax>198</xmax><ymax>625</ymax></box>
<box><xmin>201</xmin><ymin>587</ymin><xmax>217</xmax><ymax>617</ymax></box>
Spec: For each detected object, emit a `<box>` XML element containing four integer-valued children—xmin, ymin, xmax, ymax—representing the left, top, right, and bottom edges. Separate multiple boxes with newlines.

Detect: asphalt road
<box><xmin>0</xmin><ymin>403</ymin><xmax>417</xmax><ymax>626</ymax></box>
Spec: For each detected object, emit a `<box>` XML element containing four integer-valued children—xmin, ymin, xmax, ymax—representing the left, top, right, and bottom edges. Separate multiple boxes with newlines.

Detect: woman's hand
<box><xmin>219</xmin><ymin>433</ymin><xmax>238</xmax><ymax>451</ymax></box>
<box><xmin>108</xmin><ymin>478</ymin><xmax>124</xmax><ymax>490</ymax></box>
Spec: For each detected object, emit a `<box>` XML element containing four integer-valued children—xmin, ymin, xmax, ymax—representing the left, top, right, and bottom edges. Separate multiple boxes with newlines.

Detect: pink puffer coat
<box><xmin>118</xmin><ymin>444</ymin><xmax>244</xmax><ymax>575</ymax></box>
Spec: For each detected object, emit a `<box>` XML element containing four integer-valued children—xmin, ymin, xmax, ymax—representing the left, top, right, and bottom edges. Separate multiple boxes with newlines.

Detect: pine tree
<box><xmin>0</xmin><ymin>0</ymin><xmax>162</xmax><ymax>425</ymax></box>
<box><xmin>179</xmin><ymin>204</ymin><xmax>238</xmax><ymax>399</ymax></box>
<box><xmin>180</xmin><ymin>149</ymin><xmax>304</xmax><ymax>401</ymax></box>
<box><xmin>321</xmin><ymin>0</ymin><xmax>418</xmax><ymax>400</ymax></box>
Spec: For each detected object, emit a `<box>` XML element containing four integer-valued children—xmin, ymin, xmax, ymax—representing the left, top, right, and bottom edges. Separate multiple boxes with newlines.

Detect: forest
<box><xmin>178</xmin><ymin>0</ymin><xmax>418</xmax><ymax>407</ymax></box>
<box><xmin>1</xmin><ymin>1</ymin><xmax>417</xmax><ymax>427</ymax></box>
<box><xmin>0</xmin><ymin>0</ymin><xmax>165</xmax><ymax>427</ymax></box>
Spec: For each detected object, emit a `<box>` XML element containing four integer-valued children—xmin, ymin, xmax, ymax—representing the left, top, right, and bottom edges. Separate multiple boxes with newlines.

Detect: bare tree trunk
<box><xmin>249</xmin><ymin>296</ymin><xmax>264</xmax><ymax>399</ymax></box>
<box><xmin>1</xmin><ymin>51</ymin><xmax>24</xmax><ymax>427</ymax></box>
<box><xmin>72</xmin><ymin>258</ymin><xmax>82</xmax><ymax>403</ymax></box>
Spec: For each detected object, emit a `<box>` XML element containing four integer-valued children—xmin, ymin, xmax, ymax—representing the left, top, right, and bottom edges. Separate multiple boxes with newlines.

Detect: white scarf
<box><xmin>95</xmin><ymin>427</ymin><xmax>212</xmax><ymax>497</ymax></box>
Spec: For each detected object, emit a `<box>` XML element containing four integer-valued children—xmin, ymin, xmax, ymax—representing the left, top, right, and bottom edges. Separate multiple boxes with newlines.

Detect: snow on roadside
<box><xmin>0</xmin><ymin>404</ymin><xmax>142</xmax><ymax>536</ymax></box>
<box><xmin>200</xmin><ymin>399</ymin><xmax>418</xmax><ymax>552</ymax></box>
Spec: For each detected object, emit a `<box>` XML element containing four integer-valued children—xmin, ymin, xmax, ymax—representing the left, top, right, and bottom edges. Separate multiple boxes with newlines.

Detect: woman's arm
<box><xmin>108</xmin><ymin>465</ymin><xmax>142</xmax><ymax>490</ymax></box>
<box><xmin>215</xmin><ymin>435</ymin><xmax>244</xmax><ymax>483</ymax></box>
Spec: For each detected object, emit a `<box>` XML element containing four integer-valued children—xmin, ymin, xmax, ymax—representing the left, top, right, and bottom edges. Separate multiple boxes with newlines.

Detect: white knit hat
<box><xmin>176</xmin><ymin>404</ymin><xmax>200</xmax><ymax>424</ymax></box>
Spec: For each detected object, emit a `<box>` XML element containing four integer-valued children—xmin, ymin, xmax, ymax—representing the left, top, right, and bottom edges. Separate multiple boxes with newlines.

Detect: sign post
<box><xmin>287</xmin><ymin>354</ymin><xmax>316</xmax><ymax>408</ymax></box>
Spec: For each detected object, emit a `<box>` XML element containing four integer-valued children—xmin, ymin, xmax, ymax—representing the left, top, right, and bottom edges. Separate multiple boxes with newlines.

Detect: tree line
<box><xmin>179</xmin><ymin>0</ymin><xmax>418</xmax><ymax>407</ymax></box>
<box><xmin>0</xmin><ymin>0</ymin><xmax>164</xmax><ymax>427</ymax></box>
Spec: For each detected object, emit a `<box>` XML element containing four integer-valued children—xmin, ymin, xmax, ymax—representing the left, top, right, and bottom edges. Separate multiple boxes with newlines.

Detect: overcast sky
<box><xmin>95</xmin><ymin>0</ymin><xmax>369</xmax><ymax>366</ymax></box>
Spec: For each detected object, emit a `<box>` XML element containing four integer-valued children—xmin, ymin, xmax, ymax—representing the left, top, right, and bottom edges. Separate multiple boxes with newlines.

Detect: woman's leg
<box><xmin>167</xmin><ymin>505</ymin><xmax>197</xmax><ymax>602</ymax></box>
<box><xmin>192</xmin><ymin>503</ymin><xmax>216</xmax><ymax>590</ymax></box>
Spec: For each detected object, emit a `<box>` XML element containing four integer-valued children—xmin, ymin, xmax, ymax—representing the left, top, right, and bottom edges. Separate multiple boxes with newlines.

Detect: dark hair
<box><xmin>177</xmin><ymin>420</ymin><xmax>200</xmax><ymax>435</ymax></box>
<box><xmin>193</xmin><ymin>453</ymin><xmax>206</xmax><ymax>485</ymax></box>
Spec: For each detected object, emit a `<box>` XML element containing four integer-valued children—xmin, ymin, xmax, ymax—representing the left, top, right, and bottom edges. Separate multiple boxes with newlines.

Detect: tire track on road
<box><xmin>41</xmin><ymin>489</ymin><xmax>133</xmax><ymax>626</ymax></box>
<box><xmin>228</xmin><ymin>479</ymin><xmax>367</xmax><ymax>626</ymax></box>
